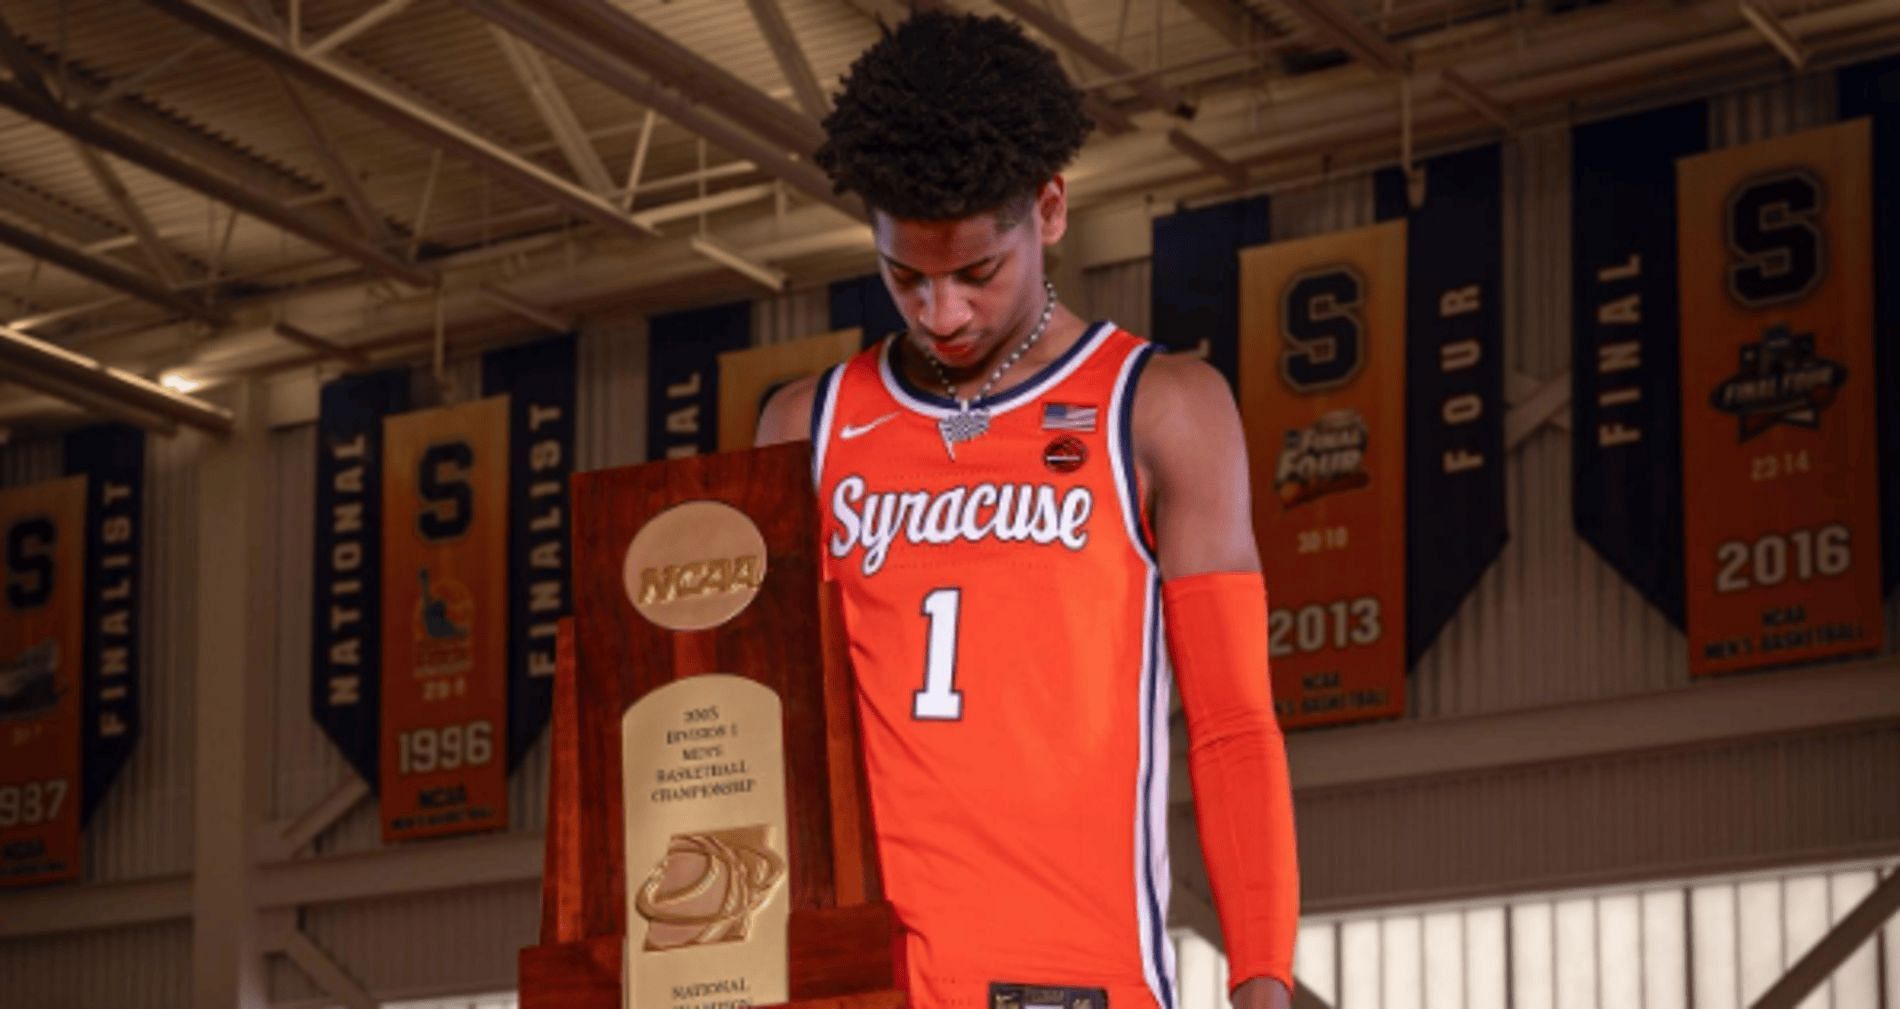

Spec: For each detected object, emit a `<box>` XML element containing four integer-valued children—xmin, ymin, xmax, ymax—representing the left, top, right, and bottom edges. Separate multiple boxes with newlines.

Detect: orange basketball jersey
<box><xmin>811</xmin><ymin>324</ymin><xmax>1176</xmax><ymax>1009</ymax></box>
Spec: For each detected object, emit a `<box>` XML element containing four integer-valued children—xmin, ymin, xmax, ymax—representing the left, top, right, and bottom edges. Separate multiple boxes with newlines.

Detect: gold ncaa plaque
<box><xmin>623</xmin><ymin>676</ymin><xmax>790</xmax><ymax>1009</ymax></box>
<box><xmin>622</xmin><ymin>501</ymin><xmax>768</xmax><ymax>632</ymax></box>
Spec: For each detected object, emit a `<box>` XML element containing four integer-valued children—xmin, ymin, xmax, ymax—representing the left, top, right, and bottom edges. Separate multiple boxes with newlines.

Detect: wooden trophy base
<box><xmin>520</xmin><ymin>903</ymin><xmax>906</xmax><ymax>1009</ymax></box>
<box><xmin>521</xmin><ymin>445</ymin><xmax>906</xmax><ymax>1009</ymax></box>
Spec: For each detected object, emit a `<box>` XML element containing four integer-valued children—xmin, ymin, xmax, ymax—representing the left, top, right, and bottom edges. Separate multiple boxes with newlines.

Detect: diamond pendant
<box><xmin>936</xmin><ymin>406</ymin><xmax>990</xmax><ymax>461</ymax></box>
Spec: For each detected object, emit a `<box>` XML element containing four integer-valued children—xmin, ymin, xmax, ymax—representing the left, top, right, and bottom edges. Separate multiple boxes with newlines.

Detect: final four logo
<box><xmin>1710</xmin><ymin>325</ymin><xmax>1847</xmax><ymax>441</ymax></box>
<box><xmin>411</xmin><ymin>566</ymin><xmax>474</xmax><ymax>678</ymax></box>
<box><xmin>1274</xmin><ymin>409</ymin><xmax>1370</xmax><ymax>507</ymax></box>
<box><xmin>0</xmin><ymin>641</ymin><xmax>58</xmax><ymax>720</ymax></box>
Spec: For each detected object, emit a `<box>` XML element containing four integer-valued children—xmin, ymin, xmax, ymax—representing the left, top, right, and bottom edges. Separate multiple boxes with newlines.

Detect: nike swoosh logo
<box><xmin>840</xmin><ymin>412</ymin><xmax>899</xmax><ymax>440</ymax></box>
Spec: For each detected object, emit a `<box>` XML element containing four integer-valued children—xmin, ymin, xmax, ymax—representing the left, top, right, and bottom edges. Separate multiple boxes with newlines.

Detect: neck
<box><xmin>903</xmin><ymin>306</ymin><xmax>1088</xmax><ymax>401</ymax></box>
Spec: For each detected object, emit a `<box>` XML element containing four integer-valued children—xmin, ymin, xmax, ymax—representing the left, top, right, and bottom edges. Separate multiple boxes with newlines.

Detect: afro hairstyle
<box><xmin>814</xmin><ymin>10</ymin><xmax>1094</xmax><ymax>223</ymax></box>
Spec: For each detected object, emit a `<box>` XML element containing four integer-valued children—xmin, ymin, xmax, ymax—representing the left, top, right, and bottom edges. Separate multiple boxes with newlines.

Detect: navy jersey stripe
<box><xmin>1118</xmin><ymin>345</ymin><xmax>1159</xmax><ymax>566</ymax></box>
<box><xmin>809</xmin><ymin>363</ymin><xmax>842</xmax><ymax>488</ymax></box>
<box><xmin>1141</xmin><ymin>573</ymin><xmax>1176</xmax><ymax>1009</ymax></box>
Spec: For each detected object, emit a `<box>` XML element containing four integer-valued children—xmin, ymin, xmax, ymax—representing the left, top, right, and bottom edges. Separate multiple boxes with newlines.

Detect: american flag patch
<box><xmin>1041</xmin><ymin>403</ymin><xmax>1098</xmax><ymax>432</ymax></box>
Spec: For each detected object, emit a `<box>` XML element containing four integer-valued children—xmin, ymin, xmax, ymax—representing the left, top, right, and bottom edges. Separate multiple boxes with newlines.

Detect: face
<box><xmin>873</xmin><ymin>178</ymin><xmax>1069</xmax><ymax>372</ymax></box>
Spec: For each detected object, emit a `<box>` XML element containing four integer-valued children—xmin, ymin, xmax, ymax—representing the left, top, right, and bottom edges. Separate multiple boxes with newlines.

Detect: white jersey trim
<box><xmin>876</xmin><ymin>321</ymin><xmax>1116</xmax><ymax>420</ymax></box>
<box><xmin>810</xmin><ymin>363</ymin><xmax>844</xmax><ymax>489</ymax></box>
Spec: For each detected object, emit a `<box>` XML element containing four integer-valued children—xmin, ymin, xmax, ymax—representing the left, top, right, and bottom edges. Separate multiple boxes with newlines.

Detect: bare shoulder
<box><xmin>1130</xmin><ymin>348</ymin><xmax>1260</xmax><ymax>576</ymax></box>
<box><xmin>1132</xmin><ymin>350</ymin><xmax>1243</xmax><ymax>441</ymax></box>
<box><xmin>755</xmin><ymin>373</ymin><xmax>824</xmax><ymax>447</ymax></box>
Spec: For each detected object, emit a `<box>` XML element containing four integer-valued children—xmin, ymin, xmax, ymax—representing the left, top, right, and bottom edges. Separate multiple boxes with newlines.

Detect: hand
<box><xmin>1230</xmin><ymin>976</ymin><xmax>1293</xmax><ymax>1009</ymax></box>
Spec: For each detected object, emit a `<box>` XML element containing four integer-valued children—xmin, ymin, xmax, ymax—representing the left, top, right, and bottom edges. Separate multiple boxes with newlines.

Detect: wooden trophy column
<box><xmin>520</xmin><ymin>443</ymin><xmax>903</xmax><ymax>1009</ymax></box>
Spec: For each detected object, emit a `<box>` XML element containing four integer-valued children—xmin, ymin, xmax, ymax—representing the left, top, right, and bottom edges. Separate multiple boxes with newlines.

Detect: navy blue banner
<box><xmin>1375</xmin><ymin>145</ymin><xmax>1509</xmax><ymax>665</ymax></box>
<box><xmin>647</xmin><ymin>301</ymin><xmax>751</xmax><ymax>460</ymax></box>
<box><xmin>1570</xmin><ymin>102</ymin><xmax>1708</xmax><ymax>628</ymax></box>
<box><xmin>62</xmin><ymin>424</ymin><xmax>142</xmax><ymax>823</ymax></box>
<box><xmin>828</xmin><ymin>274</ymin><xmax>906</xmax><ymax>350</ymax></box>
<box><xmin>1150</xmin><ymin>195</ymin><xmax>1271</xmax><ymax>388</ymax></box>
<box><xmin>312</xmin><ymin>369</ymin><xmax>410</xmax><ymax>786</ymax></box>
<box><xmin>1839</xmin><ymin>56</ymin><xmax>1900</xmax><ymax>595</ymax></box>
<box><xmin>482</xmin><ymin>334</ymin><xmax>576</xmax><ymax>770</ymax></box>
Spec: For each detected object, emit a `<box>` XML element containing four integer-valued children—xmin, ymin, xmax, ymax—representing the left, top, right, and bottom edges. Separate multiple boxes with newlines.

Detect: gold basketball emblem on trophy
<box><xmin>622</xmin><ymin>500</ymin><xmax>768</xmax><ymax>631</ymax></box>
<box><xmin>635</xmin><ymin>826</ymin><xmax>787</xmax><ymax>951</ymax></box>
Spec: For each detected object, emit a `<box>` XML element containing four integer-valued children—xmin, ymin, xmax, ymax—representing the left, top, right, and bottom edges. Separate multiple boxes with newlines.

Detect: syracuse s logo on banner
<box><xmin>1712</xmin><ymin>171</ymin><xmax>1848</xmax><ymax>443</ymax></box>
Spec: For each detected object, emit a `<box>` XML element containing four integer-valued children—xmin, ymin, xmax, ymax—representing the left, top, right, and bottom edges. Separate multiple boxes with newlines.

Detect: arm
<box><xmin>754</xmin><ymin>374</ymin><xmax>822</xmax><ymax>447</ymax></box>
<box><xmin>1134</xmin><ymin>353</ymin><xmax>1299</xmax><ymax>1009</ymax></box>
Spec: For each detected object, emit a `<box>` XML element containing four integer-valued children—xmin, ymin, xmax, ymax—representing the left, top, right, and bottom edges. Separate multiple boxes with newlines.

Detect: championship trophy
<box><xmin>519</xmin><ymin>443</ymin><xmax>904</xmax><ymax>1009</ymax></box>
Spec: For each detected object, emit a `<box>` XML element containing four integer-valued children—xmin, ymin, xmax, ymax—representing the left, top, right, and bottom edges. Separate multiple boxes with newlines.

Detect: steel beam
<box><xmin>458</xmin><ymin>0</ymin><xmax>858</xmax><ymax>219</ymax></box>
<box><xmin>744</xmin><ymin>0</ymin><xmax>830</xmax><ymax>120</ymax></box>
<box><xmin>0</xmin><ymin>215</ymin><xmax>219</xmax><ymax>323</ymax></box>
<box><xmin>0</xmin><ymin>874</ymin><xmax>191</xmax><ymax>939</ymax></box>
<box><xmin>528</xmin><ymin>0</ymin><xmax>827</xmax><ymax>156</ymax></box>
<box><xmin>0</xmin><ymin>171</ymin><xmax>123</xmax><ymax>247</ymax></box>
<box><xmin>989</xmin><ymin>0</ymin><xmax>1198</xmax><ymax>118</ymax></box>
<box><xmin>1</xmin><ymin>367</ymin><xmax>178</xmax><ymax>435</ymax></box>
<box><xmin>1440</xmin><ymin>68</ymin><xmax>1512</xmax><ymax>130</ymax></box>
<box><xmin>78</xmin><ymin>38</ymin><xmax>211</xmax><ymax>111</ymax></box>
<box><xmin>303</xmin><ymin>0</ymin><xmax>415</xmax><ymax>58</ymax></box>
<box><xmin>1273</xmin><ymin>0</ymin><xmax>1410</xmax><ymax>72</ymax></box>
<box><xmin>254</xmin><ymin>833</ymin><xmax>544</xmax><ymax>909</ymax></box>
<box><xmin>279</xmin><ymin>928</ymin><xmax>378</xmax><ymax>1009</ymax></box>
<box><xmin>272</xmin><ymin>322</ymin><xmax>371</xmax><ymax>368</ymax></box>
<box><xmin>489</xmin><ymin>26</ymin><xmax>618</xmax><ymax>196</ymax></box>
<box><xmin>1751</xmin><ymin>868</ymin><xmax>1900</xmax><ymax>1009</ymax></box>
<box><xmin>1168</xmin><ymin>128</ymin><xmax>1248</xmax><ymax>188</ymax></box>
<box><xmin>141</xmin><ymin>0</ymin><xmax>660</xmax><ymax>244</ymax></box>
<box><xmin>1182</xmin><ymin>652</ymin><xmax>1900</xmax><ymax>797</ymax></box>
<box><xmin>1268</xmin><ymin>0</ymin><xmax>1514</xmax><ymax>128</ymax></box>
<box><xmin>478</xmin><ymin>283</ymin><xmax>575</xmax><ymax>331</ymax></box>
<box><xmin>0</xmin><ymin>13</ymin><xmax>196</xmax><ymax>285</ymax></box>
<box><xmin>0</xmin><ymin>18</ymin><xmax>323</xmax><ymax>203</ymax></box>
<box><xmin>276</xmin><ymin>76</ymin><xmax>399</xmax><ymax>245</ymax></box>
<box><xmin>70</xmin><ymin>142</ymin><xmax>190</xmax><ymax>285</ymax></box>
<box><xmin>1179</xmin><ymin>0</ymin><xmax>1288</xmax><ymax>46</ymax></box>
<box><xmin>0</xmin><ymin>77</ymin><xmax>434</xmax><ymax>288</ymax></box>
<box><xmin>0</xmin><ymin>323</ymin><xmax>233</xmax><ymax>433</ymax></box>
<box><xmin>1740</xmin><ymin>0</ymin><xmax>1809</xmax><ymax>69</ymax></box>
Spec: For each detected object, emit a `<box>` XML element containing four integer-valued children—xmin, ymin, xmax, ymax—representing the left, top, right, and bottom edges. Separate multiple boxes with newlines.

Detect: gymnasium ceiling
<box><xmin>0</xmin><ymin>0</ymin><xmax>1896</xmax><ymax>434</ymax></box>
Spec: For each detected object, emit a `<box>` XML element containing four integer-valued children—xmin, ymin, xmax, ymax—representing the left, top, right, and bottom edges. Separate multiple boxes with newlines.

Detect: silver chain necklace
<box><xmin>920</xmin><ymin>279</ymin><xmax>1057</xmax><ymax>460</ymax></box>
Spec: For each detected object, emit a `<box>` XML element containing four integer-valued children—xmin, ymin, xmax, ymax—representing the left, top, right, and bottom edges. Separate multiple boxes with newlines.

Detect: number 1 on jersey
<box><xmin>914</xmin><ymin>587</ymin><xmax>964</xmax><ymax>720</ymax></box>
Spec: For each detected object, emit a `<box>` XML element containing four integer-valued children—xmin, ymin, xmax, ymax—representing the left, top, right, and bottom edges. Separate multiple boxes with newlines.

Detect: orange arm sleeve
<box><xmin>1162</xmin><ymin>571</ymin><xmax>1299</xmax><ymax>997</ymax></box>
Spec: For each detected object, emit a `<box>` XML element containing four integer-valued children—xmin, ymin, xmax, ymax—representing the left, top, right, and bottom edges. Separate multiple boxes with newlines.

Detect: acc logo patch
<box><xmin>1043</xmin><ymin>436</ymin><xmax>1088</xmax><ymax>473</ymax></box>
<box><xmin>1710</xmin><ymin>324</ymin><xmax>1846</xmax><ymax>441</ymax></box>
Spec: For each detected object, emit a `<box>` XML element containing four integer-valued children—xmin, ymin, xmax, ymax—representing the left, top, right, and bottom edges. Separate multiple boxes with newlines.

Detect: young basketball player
<box><xmin>757</xmin><ymin>12</ymin><xmax>1297</xmax><ymax>1009</ymax></box>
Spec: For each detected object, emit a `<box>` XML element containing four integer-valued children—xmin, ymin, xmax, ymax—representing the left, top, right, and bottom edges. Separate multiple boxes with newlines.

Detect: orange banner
<box><xmin>717</xmin><ymin>328</ymin><xmax>863</xmax><ymax>452</ymax></box>
<box><xmin>0</xmin><ymin>476</ymin><xmax>86</xmax><ymax>885</ymax></box>
<box><xmin>381</xmin><ymin>398</ymin><xmax>511</xmax><ymax>841</ymax></box>
<box><xmin>1677</xmin><ymin>118</ymin><xmax>1884</xmax><ymax>676</ymax></box>
<box><xmin>1239</xmin><ymin>221</ymin><xmax>1407</xmax><ymax>727</ymax></box>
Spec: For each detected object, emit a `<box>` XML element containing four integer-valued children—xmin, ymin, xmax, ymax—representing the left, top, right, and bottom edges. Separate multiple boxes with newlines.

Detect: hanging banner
<box><xmin>1151</xmin><ymin>195</ymin><xmax>1272</xmax><ymax>387</ymax></box>
<box><xmin>312</xmin><ymin>369</ymin><xmax>411</xmax><ymax>786</ymax></box>
<box><xmin>647</xmin><ymin>301</ymin><xmax>752</xmax><ymax>461</ymax></box>
<box><xmin>482</xmin><ymin>334</ymin><xmax>576</xmax><ymax>770</ymax></box>
<box><xmin>1571</xmin><ymin>101</ymin><xmax>1708</xmax><ymax>629</ymax></box>
<box><xmin>716</xmin><ymin>328</ymin><xmax>863</xmax><ymax>451</ymax></box>
<box><xmin>1837</xmin><ymin>57</ymin><xmax>1900</xmax><ymax>594</ymax></box>
<box><xmin>63</xmin><ymin>425</ymin><xmax>143</xmax><ymax>823</ymax></box>
<box><xmin>1239</xmin><ymin>221</ymin><xmax>1407</xmax><ymax>728</ymax></box>
<box><xmin>0</xmin><ymin>476</ymin><xmax>87</xmax><ymax>886</ymax></box>
<box><xmin>828</xmin><ymin>274</ymin><xmax>906</xmax><ymax>350</ymax></box>
<box><xmin>1375</xmin><ymin>145</ymin><xmax>1509</xmax><ymax>665</ymax></box>
<box><xmin>380</xmin><ymin>398</ymin><xmax>510</xmax><ymax>841</ymax></box>
<box><xmin>1676</xmin><ymin>118</ymin><xmax>1884</xmax><ymax>676</ymax></box>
